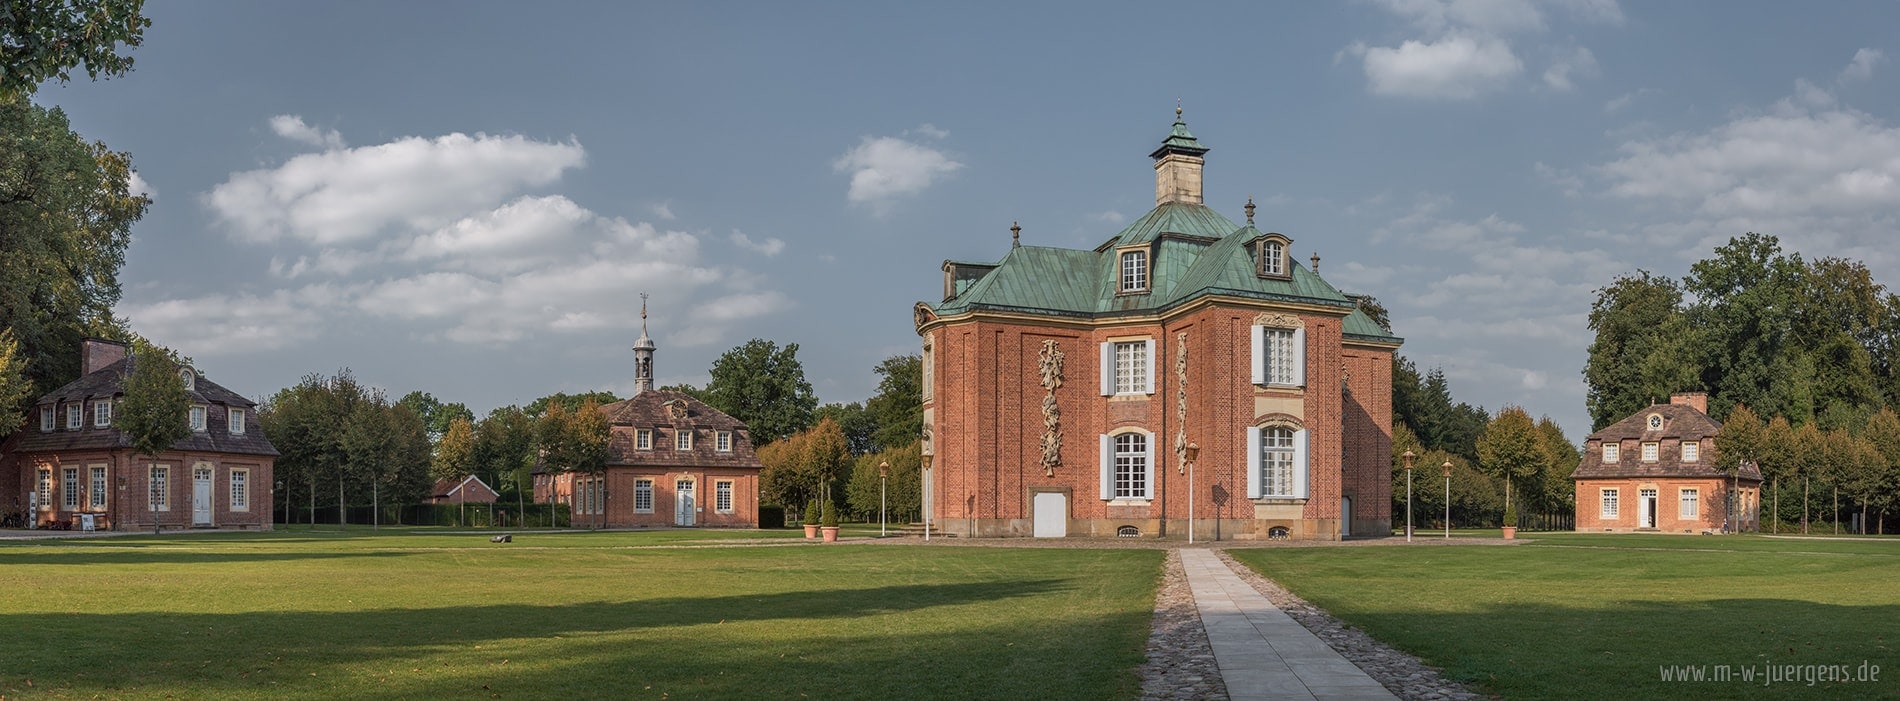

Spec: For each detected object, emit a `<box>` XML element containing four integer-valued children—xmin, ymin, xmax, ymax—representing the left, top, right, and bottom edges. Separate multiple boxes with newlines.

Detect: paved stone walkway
<box><xmin>1179</xmin><ymin>548</ymin><xmax>1397</xmax><ymax>700</ymax></box>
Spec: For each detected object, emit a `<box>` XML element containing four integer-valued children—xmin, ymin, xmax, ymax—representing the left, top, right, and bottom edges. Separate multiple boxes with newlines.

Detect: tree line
<box><xmin>1389</xmin><ymin>357</ymin><xmax>1578</xmax><ymax>531</ymax></box>
<box><xmin>1588</xmin><ymin>233</ymin><xmax>1900</xmax><ymax>533</ymax></box>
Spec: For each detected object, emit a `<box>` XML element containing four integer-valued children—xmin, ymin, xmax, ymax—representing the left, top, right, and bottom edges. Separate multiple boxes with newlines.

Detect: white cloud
<box><xmin>832</xmin><ymin>135</ymin><xmax>963</xmax><ymax>209</ymax></box>
<box><xmin>1354</xmin><ymin>34</ymin><xmax>1524</xmax><ymax>99</ymax></box>
<box><xmin>910</xmin><ymin>123</ymin><xmax>949</xmax><ymax>140</ymax></box>
<box><xmin>1349</xmin><ymin>0</ymin><xmax>1620</xmax><ymax>98</ymax></box>
<box><xmin>122</xmin><ymin>287</ymin><xmax>332</xmax><ymax>354</ymax></box>
<box><xmin>1840</xmin><ymin>48</ymin><xmax>1886</xmax><ymax>82</ymax></box>
<box><xmin>128</xmin><ymin>171</ymin><xmax>155</xmax><ymax>199</ymax></box>
<box><xmin>650</xmin><ymin>201</ymin><xmax>676</xmax><ymax>220</ymax></box>
<box><xmin>207</xmin><ymin>125</ymin><xmax>585</xmax><ymax>245</ymax></box>
<box><xmin>268</xmin><ymin>114</ymin><xmax>346</xmax><ymax>150</ymax></box>
<box><xmin>1542</xmin><ymin>46</ymin><xmax>1597</xmax><ymax>91</ymax></box>
<box><xmin>1603</xmin><ymin>87</ymin><xmax>1660</xmax><ymax>113</ymax></box>
<box><xmin>729</xmin><ymin>230</ymin><xmax>786</xmax><ymax>256</ymax></box>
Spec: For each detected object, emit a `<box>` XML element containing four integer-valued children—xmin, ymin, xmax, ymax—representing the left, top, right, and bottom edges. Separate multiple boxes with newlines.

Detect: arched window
<box><xmin>1098</xmin><ymin>430</ymin><xmax>1155</xmax><ymax>500</ymax></box>
<box><xmin>1246</xmin><ymin>425</ymin><xmax>1308</xmax><ymax>499</ymax></box>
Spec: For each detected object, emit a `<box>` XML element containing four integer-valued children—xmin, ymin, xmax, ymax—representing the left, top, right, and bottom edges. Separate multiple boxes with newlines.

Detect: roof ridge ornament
<box><xmin>1245</xmin><ymin>196</ymin><xmax>1255</xmax><ymax>225</ymax></box>
<box><xmin>1011</xmin><ymin>221</ymin><xmax>1021</xmax><ymax>248</ymax></box>
<box><xmin>1310</xmin><ymin>251</ymin><xmax>1320</xmax><ymax>274</ymax></box>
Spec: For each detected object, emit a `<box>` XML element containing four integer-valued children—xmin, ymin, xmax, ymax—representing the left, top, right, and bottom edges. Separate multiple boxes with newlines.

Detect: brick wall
<box><xmin>21</xmin><ymin>449</ymin><xmax>274</xmax><ymax>530</ymax></box>
<box><xmin>1574</xmin><ymin>477</ymin><xmax>1735</xmax><ymax>533</ymax></box>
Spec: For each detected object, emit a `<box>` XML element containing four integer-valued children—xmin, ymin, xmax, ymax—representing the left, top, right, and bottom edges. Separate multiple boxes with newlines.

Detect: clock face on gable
<box><xmin>1648</xmin><ymin>415</ymin><xmax>1663</xmax><ymax>430</ymax></box>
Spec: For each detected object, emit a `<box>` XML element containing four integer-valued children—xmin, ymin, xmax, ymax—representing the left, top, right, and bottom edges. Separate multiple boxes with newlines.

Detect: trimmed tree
<box><xmin>1476</xmin><ymin>406</ymin><xmax>1545</xmax><ymax>528</ymax></box>
<box><xmin>116</xmin><ymin>340</ymin><xmax>189</xmax><ymax>532</ymax></box>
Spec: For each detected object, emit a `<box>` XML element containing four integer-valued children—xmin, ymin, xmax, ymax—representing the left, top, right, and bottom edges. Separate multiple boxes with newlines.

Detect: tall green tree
<box><xmin>1584</xmin><ymin>270</ymin><xmax>1697</xmax><ymax>429</ymax></box>
<box><xmin>0</xmin><ymin>98</ymin><xmax>147</xmax><ymax>397</ymax></box>
<box><xmin>0</xmin><ymin>0</ymin><xmax>151</xmax><ymax>98</ymax></box>
<box><xmin>471</xmin><ymin>405</ymin><xmax>535</xmax><ymax>500</ymax></box>
<box><xmin>699</xmin><ymin>339</ymin><xmax>816</xmax><ymax>446</ymax></box>
<box><xmin>757</xmin><ymin>417</ymin><xmax>849</xmax><ymax>513</ymax></box>
<box><xmin>1683</xmin><ymin>233</ymin><xmax>1808</xmax><ymax>420</ymax></box>
<box><xmin>1533</xmin><ymin>416</ymin><xmax>1578</xmax><ymax>513</ymax></box>
<box><xmin>1715</xmin><ymin>404</ymin><xmax>1767</xmax><ymax>481</ymax></box>
<box><xmin>865</xmin><ymin>354</ymin><xmax>922</xmax><ymax>452</ymax></box>
<box><xmin>1476</xmin><ymin>406</ymin><xmax>1545</xmax><ymax>527</ymax></box>
<box><xmin>569</xmin><ymin>398</ymin><xmax>611</xmax><ymax>529</ymax></box>
<box><xmin>524</xmin><ymin>391</ymin><xmax>619</xmax><ymax>418</ymax></box>
<box><xmin>814</xmin><ymin>401</ymin><xmax>876</xmax><ymax>456</ymax></box>
<box><xmin>341</xmin><ymin>390</ymin><xmax>399</xmax><ymax>528</ymax></box>
<box><xmin>116</xmin><ymin>340</ymin><xmax>188</xmax><ymax>503</ymax></box>
<box><xmin>0</xmin><ymin>329</ymin><xmax>32</xmax><ymax>430</ymax></box>
<box><xmin>258</xmin><ymin>369</ymin><xmax>364</xmax><ymax>525</ymax></box>
<box><xmin>1863</xmin><ymin>408</ymin><xmax>1900</xmax><ymax>533</ymax></box>
<box><xmin>845</xmin><ymin>443</ymin><xmax>922</xmax><ymax>523</ymax></box>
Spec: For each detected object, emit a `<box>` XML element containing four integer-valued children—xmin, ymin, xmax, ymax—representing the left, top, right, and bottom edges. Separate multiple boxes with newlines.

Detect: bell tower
<box><xmin>1150</xmin><ymin>104</ymin><xmax>1209</xmax><ymax>205</ymax></box>
<box><xmin>633</xmin><ymin>292</ymin><xmax>656</xmax><ymax>394</ymax></box>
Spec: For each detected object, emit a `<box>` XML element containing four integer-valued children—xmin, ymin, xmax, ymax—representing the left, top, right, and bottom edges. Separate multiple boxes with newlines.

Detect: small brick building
<box><xmin>431</xmin><ymin>474</ymin><xmax>500</xmax><ymax>504</ymax></box>
<box><xmin>1573</xmin><ymin>392</ymin><xmax>1761</xmax><ymax>533</ymax></box>
<box><xmin>914</xmin><ymin>111</ymin><xmax>1402</xmax><ymax>540</ymax></box>
<box><xmin>535</xmin><ymin>308</ymin><xmax>762</xmax><ymax>528</ymax></box>
<box><xmin>2</xmin><ymin>339</ymin><xmax>277</xmax><ymax>530</ymax></box>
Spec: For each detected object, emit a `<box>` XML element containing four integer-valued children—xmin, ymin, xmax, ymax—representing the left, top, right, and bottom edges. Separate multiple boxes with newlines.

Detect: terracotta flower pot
<box><xmin>1501</xmin><ymin>526</ymin><xmax>1517</xmax><ymax>540</ymax></box>
<box><xmin>820</xmin><ymin>526</ymin><xmax>840</xmax><ymax>543</ymax></box>
<box><xmin>804</xmin><ymin>524</ymin><xmax>820</xmax><ymax>539</ymax></box>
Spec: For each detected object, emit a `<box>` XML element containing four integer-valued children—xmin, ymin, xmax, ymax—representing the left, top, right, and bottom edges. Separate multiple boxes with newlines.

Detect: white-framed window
<box><xmin>1679</xmin><ymin>488</ymin><xmax>1698</xmax><ymax>519</ymax></box>
<box><xmin>1681</xmin><ymin>441</ymin><xmax>1699</xmax><ymax>462</ymax></box>
<box><xmin>189</xmin><ymin>405</ymin><xmax>207</xmax><ymax>432</ymax></box>
<box><xmin>180</xmin><ymin>369</ymin><xmax>194</xmax><ymax>391</ymax></box>
<box><xmin>1099</xmin><ymin>340</ymin><xmax>1154</xmax><ymax>395</ymax></box>
<box><xmin>676</xmin><ymin>429</ymin><xmax>693</xmax><ymax>451</ymax></box>
<box><xmin>229</xmin><ymin>407</ymin><xmax>247</xmax><ymax>434</ymax></box>
<box><xmin>37</xmin><ymin>467</ymin><xmax>52</xmax><ymax>511</ymax></box>
<box><xmin>716</xmin><ymin>431</ymin><xmax>732</xmax><ymax>452</ymax></box>
<box><xmin>1250</xmin><ymin>325</ymin><xmax>1306</xmax><ymax>387</ymax></box>
<box><xmin>1602</xmin><ymin>443</ymin><xmax>1619</xmax><ymax>463</ymax></box>
<box><xmin>1263</xmin><ymin>240</ymin><xmax>1285</xmax><ymax>276</ymax></box>
<box><xmin>93</xmin><ymin>400</ymin><xmax>112</xmax><ymax>427</ymax></box>
<box><xmin>634</xmin><ymin>479</ymin><xmax>654</xmax><ymax>512</ymax></box>
<box><xmin>40</xmin><ymin>406</ymin><xmax>54</xmax><ymax>432</ymax></box>
<box><xmin>1641</xmin><ymin>442</ymin><xmax>1659</xmax><ymax>462</ymax></box>
<box><xmin>1099</xmin><ymin>432</ymin><xmax>1152</xmax><ymax>500</ymax></box>
<box><xmin>62</xmin><ymin>468</ymin><xmax>80</xmax><ymax>510</ymax></box>
<box><xmin>1119</xmin><ymin>249</ymin><xmax>1148</xmax><ymax>292</ymax></box>
<box><xmin>90</xmin><ymin>466</ymin><xmax>107</xmax><ymax>510</ymax></box>
<box><xmin>716</xmin><ymin>480</ymin><xmax>733</xmax><ymax>513</ymax></box>
<box><xmin>67</xmin><ymin>404</ymin><xmax>82</xmax><ymax>430</ymax></box>
<box><xmin>1601</xmin><ymin>488</ymin><xmax>1620</xmax><ymax>518</ymax></box>
<box><xmin>230</xmin><ymin>468</ymin><xmax>249</xmax><ymax>511</ymax></box>
<box><xmin>636</xmin><ymin>429</ymin><xmax>652</xmax><ymax>450</ymax></box>
<box><xmin>1247</xmin><ymin>426</ymin><xmax>1309</xmax><ymax>499</ymax></box>
<box><xmin>150</xmin><ymin>465</ymin><xmax>169</xmax><ymax>511</ymax></box>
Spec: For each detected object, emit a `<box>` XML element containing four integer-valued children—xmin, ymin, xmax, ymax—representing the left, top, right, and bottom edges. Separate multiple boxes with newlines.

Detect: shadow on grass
<box><xmin>0</xmin><ymin>577</ymin><xmax>1148</xmax><ymax>699</ymax></box>
<box><xmin>0</xmin><ymin>548</ymin><xmax>418</xmax><ymax>566</ymax></box>
<box><xmin>1313</xmin><ymin>597</ymin><xmax>1898</xmax><ymax>700</ymax></box>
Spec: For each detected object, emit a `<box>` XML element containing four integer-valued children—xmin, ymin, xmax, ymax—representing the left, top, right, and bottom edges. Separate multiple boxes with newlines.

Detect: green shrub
<box><xmin>820</xmin><ymin>498</ymin><xmax>838</xmax><ymax>527</ymax></box>
<box><xmin>803</xmin><ymin>498</ymin><xmax>821</xmax><ymax>526</ymax></box>
<box><xmin>758</xmin><ymin>504</ymin><xmax>786</xmax><ymax>529</ymax></box>
<box><xmin>1503</xmin><ymin>500</ymin><xmax>1519</xmax><ymax>528</ymax></box>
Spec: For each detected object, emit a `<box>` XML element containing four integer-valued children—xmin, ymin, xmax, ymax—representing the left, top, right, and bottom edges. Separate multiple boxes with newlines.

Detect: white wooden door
<box><xmin>192</xmin><ymin>465</ymin><xmax>213</xmax><ymax>526</ymax></box>
<box><xmin>675</xmin><ymin>479</ymin><xmax>696</xmax><ymax>526</ymax></box>
<box><xmin>1032</xmin><ymin>492</ymin><xmax>1066</xmax><ymax>538</ymax></box>
<box><xmin>1640</xmin><ymin>488</ymin><xmax>1658</xmax><ymax>528</ymax></box>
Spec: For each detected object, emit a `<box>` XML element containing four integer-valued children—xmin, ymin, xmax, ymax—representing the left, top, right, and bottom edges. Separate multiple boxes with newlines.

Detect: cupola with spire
<box><xmin>1150</xmin><ymin>103</ymin><xmax>1209</xmax><ymax>205</ymax></box>
<box><xmin>632</xmin><ymin>292</ymin><xmax>656</xmax><ymax>394</ymax></box>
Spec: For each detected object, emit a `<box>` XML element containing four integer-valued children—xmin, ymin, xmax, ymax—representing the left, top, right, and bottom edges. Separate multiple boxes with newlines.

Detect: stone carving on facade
<box><xmin>1037</xmin><ymin>339</ymin><xmax>1064</xmax><ymax>476</ymax></box>
<box><xmin>1175</xmin><ymin>333</ymin><xmax>1188</xmax><ymax>473</ymax></box>
<box><xmin>913</xmin><ymin>302</ymin><xmax>936</xmax><ymax>333</ymax></box>
<box><xmin>1253</xmin><ymin>311</ymin><xmax>1303</xmax><ymax>329</ymax></box>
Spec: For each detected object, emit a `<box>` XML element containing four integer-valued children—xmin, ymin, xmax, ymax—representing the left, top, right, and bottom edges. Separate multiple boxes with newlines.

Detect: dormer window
<box><xmin>40</xmin><ymin>406</ymin><xmax>54</xmax><ymax>432</ymax></box>
<box><xmin>1256</xmin><ymin>234</ymin><xmax>1292</xmax><ymax>279</ymax></box>
<box><xmin>229</xmin><ymin>407</ymin><xmax>247</xmax><ymax>435</ymax></box>
<box><xmin>67</xmin><ymin>404</ymin><xmax>82</xmax><ymax>430</ymax></box>
<box><xmin>676</xmin><ymin>429</ymin><xmax>693</xmax><ymax>451</ymax></box>
<box><xmin>1119</xmin><ymin>249</ymin><xmax>1148</xmax><ymax>292</ymax></box>
<box><xmin>636</xmin><ymin>429</ymin><xmax>653</xmax><ymax>450</ymax></box>
<box><xmin>189</xmin><ymin>405</ymin><xmax>207</xmax><ymax>432</ymax></box>
<box><xmin>94</xmin><ymin>401</ymin><xmax>112</xmax><ymax>427</ymax></box>
<box><xmin>180</xmin><ymin>369</ymin><xmax>195</xmax><ymax>391</ymax></box>
<box><xmin>1602</xmin><ymin>443</ymin><xmax>1619</xmax><ymax>463</ymax></box>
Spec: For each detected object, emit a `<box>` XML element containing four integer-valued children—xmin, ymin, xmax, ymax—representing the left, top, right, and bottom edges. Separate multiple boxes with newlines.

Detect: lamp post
<box><xmin>1185</xmin><ymin>442</ymin><xmax>1200</xmax><ymax>544</ymax></box>
<box><xmin>1442</xmin><ymin>460</ymin><xmax>1453</xmax><ymax>539</ymax></box>
<box><xmin>920</xmin><ymin>454</ymin><xmax>932</xmax><ymax>542</ymax></box>
<box><xmin>1402</xmin><ymin>450</ymin><xmax>1416</xmax><ymax>542</ymax></box>
<box><xmin>878</xmin><ymin>460</ymin><xmax>890</xmax><ymax>538</ymax></box>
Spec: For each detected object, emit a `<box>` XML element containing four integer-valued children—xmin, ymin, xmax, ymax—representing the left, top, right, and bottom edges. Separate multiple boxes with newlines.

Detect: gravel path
<box><xmin>1139</xmin><ymin>549</ymin><xmax>1228</xmax><ymax>700</ymax></box>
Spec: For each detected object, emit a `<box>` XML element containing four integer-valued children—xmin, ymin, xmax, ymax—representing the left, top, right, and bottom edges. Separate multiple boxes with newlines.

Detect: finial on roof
<box><xmin>1244</xmin><ymin>196</ymin><xmax>1255</xmax><ymax>225</ymax></box>
<box><xmin>1176</xmin><ymin>99</ymin><xmax>1183</xmax><ymax>119</ymax></box>
<box><xmin>1011</xmin><ymin>221</ymin><xmax>1021</xmax><ymax>248</ymax></box>
<box><xmin>640</xmin><ymin>292</ymin><xmax>649</xmax><ymax>333</ymax></box>
<box><xmin>1310</xmin><ymin>251</ymin><xmax>1321</xmax><ymax>273</ymax></box>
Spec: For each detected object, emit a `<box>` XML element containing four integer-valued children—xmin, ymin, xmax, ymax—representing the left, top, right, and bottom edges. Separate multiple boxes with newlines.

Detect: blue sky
<box><xmin>35</xmin><ymin>1</ymin><xmax>1900</xmax><ymax>440</ymax></box>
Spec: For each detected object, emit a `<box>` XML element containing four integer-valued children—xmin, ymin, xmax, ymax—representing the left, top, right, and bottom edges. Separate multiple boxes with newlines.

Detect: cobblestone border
<box><xmin>1139</xmin><ymin>549</ymin><xmax>1227</xmax><ymax>700</ymax></box>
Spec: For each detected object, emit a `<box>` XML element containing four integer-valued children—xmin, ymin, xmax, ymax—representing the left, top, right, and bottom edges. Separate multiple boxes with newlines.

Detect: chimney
<box><xmin>1669</xmin><ymin>392</ymin><xmax>1708</xmax><ymax>415</ymax></box>
<box><xmin>82</xmin><ymin>338</ymin><xmax>129</xmax><ymax>376</ymax></box>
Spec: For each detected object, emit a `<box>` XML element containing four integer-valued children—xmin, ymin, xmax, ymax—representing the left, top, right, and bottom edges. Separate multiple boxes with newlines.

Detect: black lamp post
<box><xmin>878</xmin><ymin>460</ymin><xmax>890</xmax><ymax>537</ymax></box>
<box><xmin>1442</xmin><ymin>461</ymin><xmax>1453</xmax><ymax>539</ymax></box>
<box><xmin>1402</xmin><ymin>450</ymin><xmax>1416</xmax><ymax>542</ymax></box>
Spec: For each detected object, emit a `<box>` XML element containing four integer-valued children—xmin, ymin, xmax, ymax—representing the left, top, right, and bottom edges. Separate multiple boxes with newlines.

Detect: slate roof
<box><xmin>432</xmin><ymin>475</ymin><xmax>498</xmax><ymax>502</ymax></box>
<box><xmin>1572</xmin><ymin>402</ymin><xmax>1761</xmax><ymax>482</ymax></box>
<box><xmin>598</xmin><ymin>390</ymin><xmax>764</xmax><ymax>470</ymax></box>
<box><xmin>12</xmin><ymin>358</ymin><xmax>278</xmax><ymax>457</ymax></box>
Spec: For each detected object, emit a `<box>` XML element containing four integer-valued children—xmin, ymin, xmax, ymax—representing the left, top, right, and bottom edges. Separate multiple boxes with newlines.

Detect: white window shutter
<box><xmin>1099</xmin><ymin>342</ymin><xmax>1114</xmax><ymax>396</ymax></box>
<box><xmin>1099</xmin><ymin>434</ymin><xmax>1113</xmax><ymax>500</ymax></box>
<box><xmin>1246</xmin><ymin>426</ymin><xmax>1263</xmax><ymax>499</ymax></box>
<box><xmin>1250</xmin><ymin>325</ymin><xmax>1265</xmax><ymax>385</ymax></box>
<box><xmin>1292</xmin><ymin>327</ymin><xmax>1307</xmax><ymax>388</ymax></box>
<box><xmin>1293</xmin><ymin>428</ymin><xmax>1309</xmax><ymax>499</ymax></box>
<box><xmin>1143</xmin><ymin>432</ymin><xmax>1156</xmax><ymax>500</ymax></box>
<box><xmin>1143</xmin><ymin>339</ymin><xmax>1156</xmax><ymax>393</ymax></box>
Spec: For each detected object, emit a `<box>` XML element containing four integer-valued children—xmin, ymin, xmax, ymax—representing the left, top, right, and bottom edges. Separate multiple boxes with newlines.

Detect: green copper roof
<box><xmin>1343</xmin><ymin>307</ymin><xmax>1403</xmax><ymax>344</ymax></box>
<box><xmin>1150</xmin><ymin>114</ymin><xmax>1208</xmax><ymax>158</ymax></box>
<box><xmin>1103</xmin><ymin>202</ymin><xmax>1237</xmax><ymax>247</ymax></box>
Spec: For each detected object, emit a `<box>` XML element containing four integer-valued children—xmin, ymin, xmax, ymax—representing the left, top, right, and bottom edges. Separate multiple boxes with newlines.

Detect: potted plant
<box><xmin>820</xmin><ymin>498</ymin><xmax>840</xmax><ymax>543</ymax></box>
<box><xmin>1501</xmin><ymin>500</ymin><xmax>1518</xmax><ymax>540</ymax></box>
<box><xmin>803</xmin><ymin>498</ymin><xmax>821</xmax><ymax>539</ymax></box>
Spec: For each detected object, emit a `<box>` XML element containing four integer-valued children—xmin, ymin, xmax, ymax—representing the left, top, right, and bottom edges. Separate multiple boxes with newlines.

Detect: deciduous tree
<box><xmin>1476</xmin><ymin>406</ymin><xmax>1544</xmax><ymax>526</ymax></box>
<box><xmin>433</xmin><ymin>416</ymin><xmax>475</xmax><ymax>482</ymax></box>
<box><xmin>0</xmin><ymin>0</ymin><xmax>151</xmax><ymax>98</ymax></box>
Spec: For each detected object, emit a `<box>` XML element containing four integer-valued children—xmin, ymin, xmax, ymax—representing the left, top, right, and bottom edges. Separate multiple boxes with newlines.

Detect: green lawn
<box><xmin>1230</xmin><ymin>533</ymin><xmax>1900</xmax><ymax>700</ymax></box>
<box><xmin>0</xmin><ymin>530</ymin><xmax>1161</xmax><ymax>699</ymax></box>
